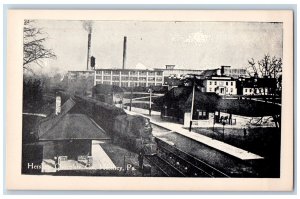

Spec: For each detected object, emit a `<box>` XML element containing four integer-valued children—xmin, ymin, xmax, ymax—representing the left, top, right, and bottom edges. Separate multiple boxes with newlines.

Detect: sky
<box><xmin>32</xmin><ymin>20</ymin><xmax>283</xmax><ymax>74</ymax></box>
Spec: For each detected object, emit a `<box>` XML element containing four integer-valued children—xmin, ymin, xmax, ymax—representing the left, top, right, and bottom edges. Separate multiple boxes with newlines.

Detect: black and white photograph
<box><xmin>6</xmin><ymin>9</ymin><xmax>294</xmax><ymax>191</ymax></box>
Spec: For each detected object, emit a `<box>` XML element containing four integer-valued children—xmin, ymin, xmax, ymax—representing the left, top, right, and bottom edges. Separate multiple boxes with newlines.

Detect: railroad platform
<box><xmin>124</xmin><ymin>107</ymin><xmax>263</xmax><ymax>161</ymax></box>
<box><xmin>41</xmin><ymin>140</ymin><xmax>116</xmax><ymax>172</ymax></box>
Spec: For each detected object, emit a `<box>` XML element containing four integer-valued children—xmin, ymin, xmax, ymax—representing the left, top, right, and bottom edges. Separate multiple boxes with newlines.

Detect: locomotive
<box><xmin>73</xmin><ymin>94</ymin><xmax>157</xmax><ymax>155</ymax></box>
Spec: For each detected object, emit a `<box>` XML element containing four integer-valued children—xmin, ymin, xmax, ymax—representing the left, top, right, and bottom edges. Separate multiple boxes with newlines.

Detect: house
<box><xmin>237</xmin><ymin>77</ymin><xmax>277</xmax><ymax>96</ymax></box>
<box><xmin>202</xmin><ymin>75</ymin><xmax>237</xmax><ymax>95</ymax></box>
<box><xmin>155</xmin><ymin>87</ymin><xmax>220</xmax><ymax>127</ymax></box>
<box><xmin>25</xmin><ymin>95</ymin><xmax>112</xmax><ymax>173</ymax></box>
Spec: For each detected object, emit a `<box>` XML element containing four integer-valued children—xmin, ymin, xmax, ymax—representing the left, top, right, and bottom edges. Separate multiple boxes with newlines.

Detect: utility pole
<box><xmin>189</xmin><ymin>78</ymin><xmax>196</xmax><ymax>132</ymax></box>
<box><xmin>130</xmin><ymin>87</ymin><xmax>133</xmax><ymax>111</ymax></box>
<box><xmin>149</xmin><ymin>88</ymin><xmax>152</xmax><ymax>116</ymax></box>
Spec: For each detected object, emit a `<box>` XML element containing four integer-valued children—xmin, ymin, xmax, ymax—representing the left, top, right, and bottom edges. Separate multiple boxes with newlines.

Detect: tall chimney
<box><xmin>86</xmin><ymin>33</ymin><xmax>91</xmax><ymax>70</ymax></box>
<box><xmin>55</xmin><ymin>93</ymin><xmax>61</xmax><ymax>115</ymax></box>
<box><xmin>122</xmin><ymin>36</ymin><xmax>127</xmax><ymax>70</ymax></box>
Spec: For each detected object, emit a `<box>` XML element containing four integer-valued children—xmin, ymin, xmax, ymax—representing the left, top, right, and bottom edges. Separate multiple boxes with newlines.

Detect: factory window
<box><xmin>112</xmin><ymin>76</ymin><xmax>120</xmax><ymax>81</ymax></box>
<box><xmin>103</xmin><ymin>81</ymin><xmax>110</xmax><ymax>85</ymax></box>
<box><xmin>139</xmin><ymin>77</ymin><xmax>147</xmax><ymax>81</ymax></box>
<box><xmin>130</xmin><ymin>71</ymin><xmax>137</xmax><ymax>76</ymax></box>
<box><xmin>156</xmin><ymin>72</ymin><xmax>163</xmax><ymax>76</ymax></box>
<box><xmin>139</xmin><ymin>71</ymin><xmax>147</xmax><ymax>76</ymax></box>
<box><xmin>121</xmin><ymin>71</ymin><xmax>129</xmax><ymax>75</ymax></box>
<box><xmin>148</xmin><ymin>77</ymin><xmax>155</xmax><ymax>81</ymax></box>
<box><xmin>156</xmin><ymin>83</ymin><xmax>162</xmax><ymax>86</ymax></box>
<box><xmin>209</xmin><ymin>88</ymin><xmax>212</xmax><ymax>92</ymax></box>
<box><xmin>104</xmin><ymin>71</ymin><xmax>111</xmax><ymax>75</ymax></box>
<box><xmin>121</xmin><ymin>82</ymin><xmax>128</xmax><ymax>87</ymax></box>
<box><xmin>96</xmin><ymin>71</ymin><xmax>102</xmax><ymax>74</ymax></box>
<box><xmin>156</xmin><ymin>77</ymin><xmax>163</xmax><ymax>82</ymax></box>
<box><xmin>245</xmin><ymin>89</ymin><xmax>248</xmax><ymax>92</ymax></box>
<box><xmin>215</xmin><ymin>81</ymin><xmax>217</xmax><ymax>85</ymax></box>
<box><xmin>103</xmin><ymin>76</ymin><xmax>111</xmax><ymax>80</ymax></box>
<box><xmin>148</xmin><ymin>83</ymin><xmax>155</xmax><ymax>86</ymax></box>
<box><xmin>231</xmin><ymin>88</ymin><xmax>233</xmax><ymax>92</ymax></box>
<box><xmin>226</xmin><ymin>82</ymin><xmax>228</xmax><ymax>86</ymax></box>
<box><xmin>121</xmin><ymin>76</ymin><xmax>129</xmax><ymax>80</ymax></box>
<box><xmin>112</xmin><ymin>71</ymin><xmax>120</xmax><ymax>75</ymax></box>
<box><xmin>130</xmin><ymin>77</ymin><xmax>138</xmax><ymax>81</ymax></box>
<box><xmin>112</xmin><ymin>82</ymin><xmax>119</xmax><ymax>86</ymax></box>
<box><xmin>148</xmin><ymin>72</ymin><xmax>155</xmax><ymax>76</ymax></box>
<box><xmin>96</xmin><ymin>81</ymin><xmax>101</xmax><ymax>85</ymax></box>
<box><xmin>231</xmin><ymin>82</ymin><xmax>233</xmax><ymax>86</ymax></box>
<box><xmin>96</xmin><ymin>76</ymin><xmax>102</xmax><ymax>80</ymax></box>
<box><xmin>139</xmin><ymin>82</ymin><xmax>146</xmax><ymax>87</ymax></box>
<box><xmin>209</xmin><ymin>81</ymin><xmax>212</xmax><ymax>85</ymax></box>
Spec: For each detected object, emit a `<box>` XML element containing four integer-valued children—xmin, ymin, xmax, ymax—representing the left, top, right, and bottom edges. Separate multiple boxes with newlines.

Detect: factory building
<box><xmin>94</xmin><ymin>69</ymin><xmax>164</xmax><ymax>87</ymax></box>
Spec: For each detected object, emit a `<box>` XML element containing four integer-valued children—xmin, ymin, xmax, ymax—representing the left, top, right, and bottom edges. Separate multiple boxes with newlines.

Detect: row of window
<box><xmin>95</xmin><ymin>71</ymin><xmax>163</xmax><ymax>76</ymax></box>
<box><xmin>96</xmin><ymin>76</ymin><xmax>163</xmax><ymax>81</ymax></box>
<box><xmin>209</xmin><ymin>81</ymin><xmax>234</xmax><ymax>86</ymax></box>
<box><xmin>209</xmin><ymin>88</ymin><xmax>234</xmax><ymax>92</ymax></box>
<box><xmin>244</xmin><ymin>88</ymin><xmax>266</xmax><ymax>93</ymax></box>
<box><xmin>95</xmin><ymin>81</ymin><xmax>162</xmax><ymax>87</ymax></box>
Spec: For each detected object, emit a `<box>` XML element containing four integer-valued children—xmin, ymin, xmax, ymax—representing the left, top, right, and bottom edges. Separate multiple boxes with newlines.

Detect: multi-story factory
<box><xmin>93</xmin><ymin>69</ymin><xmax>164</xmax><ymax>87</ymax></box>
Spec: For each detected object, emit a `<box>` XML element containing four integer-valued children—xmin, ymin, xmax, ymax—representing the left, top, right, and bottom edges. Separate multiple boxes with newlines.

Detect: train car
<box><xmin>113</xmin><ymin>115</ymin><xmax>157</xmax><ymax>155</ymax></box>
<box><xmin>73</xmin><ymin>95</ymin><xmax>157</xmax><ymax>155</ymax></box>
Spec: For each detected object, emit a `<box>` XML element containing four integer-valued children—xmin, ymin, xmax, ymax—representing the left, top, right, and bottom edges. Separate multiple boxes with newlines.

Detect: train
<box><xmin>71</xmin><ymin>94</ymin><xmax>157</xmax><ymax>155</ymax></box>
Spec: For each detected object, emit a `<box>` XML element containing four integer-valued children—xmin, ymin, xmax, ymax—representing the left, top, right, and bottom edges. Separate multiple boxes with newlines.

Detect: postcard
<box><xmin>6</xmin><ymin>9</ymin><xmax>294</xmax><ymax>191</ymax></box>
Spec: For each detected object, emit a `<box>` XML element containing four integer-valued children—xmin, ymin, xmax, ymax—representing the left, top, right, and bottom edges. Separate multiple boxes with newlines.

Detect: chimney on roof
<box><xmin>55</xmin><ymin>93</ymin><xmax>61</xmax><ymax>115</ymax></box>
<box><xmin>221</xmin><ymin>65</ymin><xmax>231</xmax><ymax>76</ymax></box>
<box><xmin>122</xmin><ymin>36</ymin><xmax>127</xmax><ymax>70</ymax></box>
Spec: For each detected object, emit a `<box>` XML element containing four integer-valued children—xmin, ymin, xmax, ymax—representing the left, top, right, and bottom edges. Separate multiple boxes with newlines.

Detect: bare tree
<box><xmin>23</xmin><ymin>20</ymin><xmax>56</xmax><ymax>72</ymax></box>
<box><xmin>247</xmin><ymin>54</ymin><xmax>282</xmax><ymax>79</ymax></box>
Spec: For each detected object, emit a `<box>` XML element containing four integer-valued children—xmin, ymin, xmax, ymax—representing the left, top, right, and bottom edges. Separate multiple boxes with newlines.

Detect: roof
<box><xmin>38</xmin><ymin>98</ymin><xmax>76</xmax><ymax>135</ymax></box>
<box><xmin>39</xmin><ymin>114</ymin><xmax>109</xmax><ymax>141</ymax></box>
<box><xmin>38</xmin><ymin>98</ymin><xmax>109</xmax><ymax>141</ymax></box>
<box><xmin>156</xmin><ymin>87</ymin><xmax>220</xmax><ymax>111</ymax></box>
<box><xmin>199</xmin><ymin>69</ymin><xmax>218</xmax><ymax>78</ymax></box>
<box><xmin>241</xmin><ymin>78</ymin><xmax>276</xmax><ymax>88</ymax></box>
<box><xmin>94</xmin><ymin>68</ymin><xmax>163</xmax><ymax>72</ymax></box>
<box><xmin>205</xmin><ymin>75</ymin><xmax>235</xmax><ymax>81</ymax></box>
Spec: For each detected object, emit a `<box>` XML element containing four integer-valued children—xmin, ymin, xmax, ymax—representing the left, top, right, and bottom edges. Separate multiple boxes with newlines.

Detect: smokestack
<box><xmin>55</xmin><ymin>93</ymin><xmax>61</xmax><ymax>115</ymax></box>
<box><xmin>122</xmin><ymin>36</ymin><xmax>127</xmax><ymax>70</ymax></box>
<box><xmin>82</xmin><ymin>21</ymin><xmax>93</xmax><ymax>70</ymax></box>
<box><xmin>87</xmin><ymin>33</ymin><xmax>91</xmax><ymax>70</ymax></box>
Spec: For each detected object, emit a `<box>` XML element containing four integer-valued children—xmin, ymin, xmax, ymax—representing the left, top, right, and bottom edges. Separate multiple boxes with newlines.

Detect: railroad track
<box><xmin>155</xmin><ymin>138</ymin><xmax>230</xmax><ymax>177</ymax></box>
<box><xmin>145</xmin><ymin>155</ymin><xmax>186</xmax><ymax>177</ymax></box>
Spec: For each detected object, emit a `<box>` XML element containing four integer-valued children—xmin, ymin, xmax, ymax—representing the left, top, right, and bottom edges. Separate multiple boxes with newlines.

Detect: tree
<box><xmin>23</xmin><ymin>20</ymin><xmax>56</xmax><ymax>72</ymax></box>
<box><xmin>247</xmin><ymin>55</ymin><xmax>282</xmax><ymax>128</ymax></box>
<box><xmin>247</xmin><ymin>54</ymin><xmax>282</xmax><ymax>79</ymax></box>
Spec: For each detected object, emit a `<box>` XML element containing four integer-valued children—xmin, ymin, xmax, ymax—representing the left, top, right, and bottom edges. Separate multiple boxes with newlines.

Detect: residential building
<box><xmin>237</xmin><ymin>77</ymin><xmax>277</xmax><ymax>96</ymax></box>
<box><xmin>202</xmin><ymin>76</ymin><xmax>237</xmax><ymax>95</ymax></box>
<box><xmin>94</xmin><ymin>69</ymin><xmax>164</xmax><ymax>87</ymax></box>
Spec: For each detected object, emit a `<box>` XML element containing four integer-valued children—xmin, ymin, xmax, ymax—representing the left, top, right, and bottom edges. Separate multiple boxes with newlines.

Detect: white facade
<box><xmin>243</xmin><ymin>87</ymin><xmax>269</xmax><ymax>95</ymax></box>
<box><xmin>94</xmin><ymin>69</ymin><xmax>164</xmax><ymax>87</ymax></box>
<box><xmin>203</xmin><ymin>76</ymin><xmax>237</xmax><ymax>95</ymax></box>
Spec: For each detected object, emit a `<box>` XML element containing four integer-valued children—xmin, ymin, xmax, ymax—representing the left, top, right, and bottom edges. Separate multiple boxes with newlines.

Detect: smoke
<box><xmin>82</xmin><ymin>20</ymin><xmax>94</xmax><ymax>33</ymax></box>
